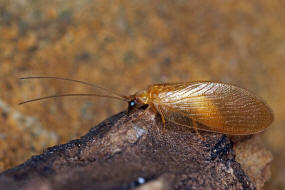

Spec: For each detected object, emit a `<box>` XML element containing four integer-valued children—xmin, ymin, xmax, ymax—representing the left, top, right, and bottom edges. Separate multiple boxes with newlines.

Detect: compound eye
<box><xmin>130</xmin><ymin>100</ymin><xmax>136</xmax><ymax>107</ymax></box>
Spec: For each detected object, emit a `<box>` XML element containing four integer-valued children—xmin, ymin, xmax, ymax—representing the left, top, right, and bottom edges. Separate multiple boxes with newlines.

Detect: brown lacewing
<box><xmin>19</xmin><ymin>76</ymin><xmax>273</xmax><ymax>135</ymax></box>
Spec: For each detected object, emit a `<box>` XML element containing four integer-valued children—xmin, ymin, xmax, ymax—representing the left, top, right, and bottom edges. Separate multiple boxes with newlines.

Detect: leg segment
<box><xmin>133</xmin><ymin>103</ymin><xmax>158</xmax><ymax>123</ymax></box>
<box><xmin>193</xmin><ymin>121</ymin><xmax>204</xmax><ymax>141</ymax></box>
<box><xmin>155</xmin><ymin>105</ymin><xmax>166</xmax><ymax>129</ymax></box>
<box><xmin>133</xmin><ymin>106</ymin><xmax>151</xmax><ymax>122</ymax></box>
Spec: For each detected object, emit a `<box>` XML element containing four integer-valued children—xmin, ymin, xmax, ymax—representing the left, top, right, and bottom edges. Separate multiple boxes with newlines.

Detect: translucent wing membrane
<box><xmin>155</xmin><ymin>104</ymin><xmax>215</xmax><ymax>132</ymax></box>
<box><xmin>150</xmin><ymin>82</ymin><xmax>273</xmax><ymax>134</ymax></box>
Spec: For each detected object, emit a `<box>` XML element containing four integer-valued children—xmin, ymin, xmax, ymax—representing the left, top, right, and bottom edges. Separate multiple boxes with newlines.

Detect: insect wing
<box><xmin>155</xmin><ymin>104</ymin><xmax>214</xmax><ymax>132</ymax></box>
<box><xmin>152</xmin><ymin>82</ymin><xmax>273</xmax><ymax>135</ymax></box>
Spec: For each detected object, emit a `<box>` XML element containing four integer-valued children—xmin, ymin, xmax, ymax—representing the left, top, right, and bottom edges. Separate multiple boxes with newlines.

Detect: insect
<box><xmin>20</xmin><ymin>76</ymin><xmax>273</xmax><ymax>135</ymax></box>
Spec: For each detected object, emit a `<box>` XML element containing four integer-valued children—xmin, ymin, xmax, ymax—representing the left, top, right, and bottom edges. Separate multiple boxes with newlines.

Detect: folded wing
<box><xmin>151</xmin><ymin>82</ymin><xmax>273</xmax><ymax>134</ymax></box>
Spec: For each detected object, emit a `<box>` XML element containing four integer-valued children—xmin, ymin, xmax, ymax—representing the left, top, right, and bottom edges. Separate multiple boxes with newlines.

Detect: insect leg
<box><xmin>133</xmin><ymin>105</ymin><xmax>154</xmax><ymax>123</ymax></box>
<box><xmin>155</xmin><ymin>105</ymin><xmax>166</xmax><ymax>129</ymax></box>
<box><xmin>160</xmin><ymin>113</ymin><xmax>166</xmax><ymax>129</ymax></box>
<box><xmin>193</xmin><ymin>121</ymin><xmax>205</xmax><ymax>141</ymax></box>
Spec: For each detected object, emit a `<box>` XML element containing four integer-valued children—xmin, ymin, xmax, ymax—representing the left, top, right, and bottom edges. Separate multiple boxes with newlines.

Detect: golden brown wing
<box><xmin>149</xmin><ymin>82</ymin><xmax>273</xmax><ymax>134</ymax></box>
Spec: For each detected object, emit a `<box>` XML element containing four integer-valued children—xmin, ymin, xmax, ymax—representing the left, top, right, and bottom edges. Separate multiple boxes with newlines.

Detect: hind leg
<box><xmin>193</xmin><ymin>121</ymin><xmax>204</xmax><ymax>141</ymax></box>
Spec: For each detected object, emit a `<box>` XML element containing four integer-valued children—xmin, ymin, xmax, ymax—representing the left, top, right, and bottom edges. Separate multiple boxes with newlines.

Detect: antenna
<box><xmin>19</xmin><ymin>93</ymin><xmax>127</xmax><ymax>105</ymax></box>
<box><xmin>20</xmin><ymin>76</ymin><xmax>128</xmax><ymax>100</ymax></box>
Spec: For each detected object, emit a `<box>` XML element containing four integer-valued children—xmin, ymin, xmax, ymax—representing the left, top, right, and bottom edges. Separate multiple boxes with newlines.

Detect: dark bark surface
<box><xmin>0</xmin><ymin>109</ymin><xmax>265</xmax><ymax>190</ymax></box>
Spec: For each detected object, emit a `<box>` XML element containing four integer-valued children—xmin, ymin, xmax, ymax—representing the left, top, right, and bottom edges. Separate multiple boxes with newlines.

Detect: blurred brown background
<box><xmin>0</xmin><ymin>0</ymin><xmax>284</xmax><ymax>189</ymax></box>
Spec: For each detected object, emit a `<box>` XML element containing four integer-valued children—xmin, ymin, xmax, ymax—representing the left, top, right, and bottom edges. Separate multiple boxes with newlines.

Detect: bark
<box><xmin>0</xmin><ymin>109</ymin><xmax>272</xmax><ymax>190</ymax></box>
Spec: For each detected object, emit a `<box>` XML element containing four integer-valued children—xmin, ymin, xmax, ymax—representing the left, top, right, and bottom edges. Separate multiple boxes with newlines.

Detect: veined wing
<box><xmin>150</xmin><ymin>82</ymin><xmax>273</xmax><ymax>134</ymax></box>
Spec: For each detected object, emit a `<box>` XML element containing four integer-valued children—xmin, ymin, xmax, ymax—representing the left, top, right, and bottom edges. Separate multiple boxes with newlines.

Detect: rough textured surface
<box><xmin>0</xmin><ymin>0</ymin><xmax>284</xmax><ymax>189</ymax></box>
<box><xmin>0</xmin><ymin>109</ymin><xmax>272</xmax><ymax>190</ymax></box>
<box><xmin>233</xmin><ymin>136</ymin><xmax>273</xmax><ymax>190</ymax></box>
